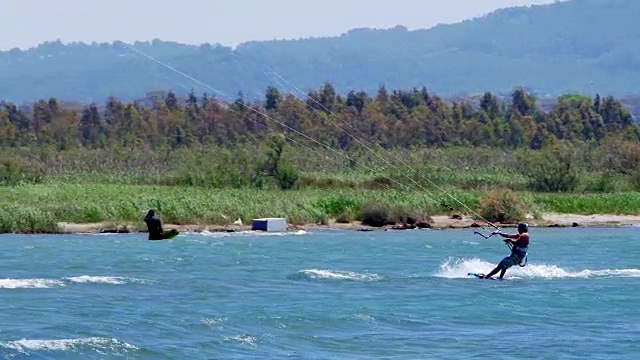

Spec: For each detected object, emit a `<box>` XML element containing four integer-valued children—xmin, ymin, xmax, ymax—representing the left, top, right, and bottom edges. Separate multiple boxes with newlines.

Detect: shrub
<box><xmin>274</xmin><ymin>161</ymin><xmax>299</xmax><ymax>190</ymax></box>
<box><xmin>583</xmin><ymin>171</ymin><xmax>624</xmax><ymax>193</ymax></box>
<box><xmin>359</xmin><ymin>202</ymin><xmax>390</xmax><ymax>227</ymax></box>
<box><xmin>0</xmin><ymin>158</ymin><xmax>45</xmax><ymax>185</ymax></box>
<box><xmin>313</xmin><ymin>196</ymin><xmax>361</xmax><ymax>218</ymax></box>
<box><xmin>629</xmin><ymin>169</ymin><xmax>640</xmax><ymax>191</ymax></box>
<box><xmin>335</xmin><ymin>208</ymin><xmax>355</xmax><ymax>223</ymax></box>
<box><xmin>525</xmin><ymin>144</ymin><xmax>580</xmax><ymax>192</ymax></box>
<box><xmin>478</xmin><ymin>190</ymin><xmax>527</xmax><ymax>224</ymax></box>
<box><xmin>390</xmin><ymin>204</ymin><xmax>421</xmax><ymax>225</ymax></box>
<box><xmin>596</xmin><ymin>134</ymin><xmax>640</xmax><ymax>174</ymax></box>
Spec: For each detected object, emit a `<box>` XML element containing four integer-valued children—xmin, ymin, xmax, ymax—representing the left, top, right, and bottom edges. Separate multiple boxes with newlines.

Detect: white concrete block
<box><xmin>251</xmin><ymin>217</ymin><xmax>287</xmax><ymax>232</ymax></box>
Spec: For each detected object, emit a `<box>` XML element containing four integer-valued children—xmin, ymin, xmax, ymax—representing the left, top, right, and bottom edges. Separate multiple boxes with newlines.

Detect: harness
<box><xmin>505</xmin><ymin>241</ymin><xmax>528</xmax><ymax>267</ymax></box>
<box><xmin>474</xmin><ymin>229</ymin><xmax>529</xmax><ymax>267</ymax></box>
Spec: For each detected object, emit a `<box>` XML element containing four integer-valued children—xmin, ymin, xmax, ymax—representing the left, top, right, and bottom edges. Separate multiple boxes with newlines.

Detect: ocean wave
<box><xmin>0</xmin><ymin>275</ymin><xmax>149</xmax><ymax>289</ymax></box>
<box><xmin>0</xmin><ymin>337</ymin><xmax>138</xmax><ymax>355</ymax></box>
<box><xmin>436</xmin><ymin>257</ymin><xmax>640</xmax><ymax>280</ymax></box>
<box><xmin>289</xmin><ymin>269</ymin><xmax>383</xmax><ymax>282</ymax></box>
<box><xmin>190</xmin><ymin>229</ymin><xmax>308</xmax><ymax>238</ymax></box>
<box><xmin>224</xmin><ymin>334</ymin><xmax>257</xmax><ymax>347</ymax></box>
<box><xmin>350</xmin><ymin>313</ymin><xmax>376</xmax><ymax>322</ymax></box>
<box><xmin>0</xmin><ymin>278</ymin><xmax>65</xmax><ymax>289</ymax></box>
<box><xmin>64</xmin><ymin>275</ymin><xmax>147</xmax><ymax>285</ymax></box>
<box><xmin>201</xmin><ymin>316</ymin><xmax>227</xmax><ymax>327</ymax></box>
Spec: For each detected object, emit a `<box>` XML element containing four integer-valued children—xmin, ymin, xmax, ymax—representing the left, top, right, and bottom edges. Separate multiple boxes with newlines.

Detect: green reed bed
<box><xmin>0</xmin><ymin>183</ymin><xmax>638</xmax><ymax>233</ymax></box>
<box><xmin>0</xmin><ymin>204</ymin><xmax>60</xmax><ymax>233</ymax></box>
<box><xmin>0</xmin><ymin>184</ymin><xmax>460</xmax><ymax>230</ymax></box>
<box><xmin>387</xmin><ymin>167</ymin><xmax>530</xmax><ymax>191</ymax></box>
<box><xmin>533</xmin><ymin>192</ymin><xmax>640</xmax><ymax>215</ymax></box>
<box><xmin>5</xmin><ymin>145</ymin><xmax>640</xmax><ymax>194</ymax></box>
<box><xmin>37</xmin><ymin>164</ymin><xmax>530</xmax><ymax>193</ymax></box>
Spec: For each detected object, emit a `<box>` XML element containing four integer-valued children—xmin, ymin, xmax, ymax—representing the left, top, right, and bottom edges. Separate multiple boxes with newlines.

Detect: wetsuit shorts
<box><xmin>499</xmin><ymin>252</ymin><xmax>524</xmax><ymax>269</ymax></box>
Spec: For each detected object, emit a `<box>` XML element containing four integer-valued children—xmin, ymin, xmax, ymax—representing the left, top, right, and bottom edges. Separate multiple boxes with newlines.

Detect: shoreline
<box><xmin>53</xmin><ymin>213</ymin><xmax>640</xmax><ymax>235</ymax></box>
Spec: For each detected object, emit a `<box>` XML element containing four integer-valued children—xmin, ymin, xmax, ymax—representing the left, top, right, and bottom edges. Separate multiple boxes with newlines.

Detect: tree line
<box><xmin>0</xmin><ymin>84</ymin><xmax>637</xmax><ymax>152</ymax></box>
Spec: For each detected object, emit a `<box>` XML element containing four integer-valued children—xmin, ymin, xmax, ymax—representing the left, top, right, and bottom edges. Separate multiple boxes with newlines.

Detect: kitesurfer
<box><xmin>483</xmin><ymin>222</ymin><xmax>530</xmax><ymax>280</ymax></box>
<box><xmin>144</xmin><ymin>209</ymin><xmax>166</xmax><ymax>240</ymax></box>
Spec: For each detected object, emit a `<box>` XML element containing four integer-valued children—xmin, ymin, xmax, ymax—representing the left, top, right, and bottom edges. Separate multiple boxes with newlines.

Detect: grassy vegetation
<box><xmin>0</xmin><ymin>143</ymin><xmax>639</xmax><ymax>233</ymax></box>
<box><xmin>532</xmin><ymin>193</ymin><xmax>640</xmax><ymax>215</ymax></box>
<box><xmin>1</xmin><ymin>182</ymin><xmax>639</xmax><ymax>234</ymax></box>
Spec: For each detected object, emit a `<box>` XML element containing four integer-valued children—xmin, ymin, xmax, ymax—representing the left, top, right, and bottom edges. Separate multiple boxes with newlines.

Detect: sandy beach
<box><xmin>55</xmin><ymin>213</ymin><xmax>640</xmax><ymax>234</ymax></box>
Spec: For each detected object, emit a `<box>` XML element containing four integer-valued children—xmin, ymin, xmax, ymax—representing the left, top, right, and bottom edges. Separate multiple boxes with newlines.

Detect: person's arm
<box><xmin>492</xmin><ymin>231</ymin><xmax>520</xmax><ymax>242</ymax></box>
<box><xmin>492</xmin><ymin>231</ymin><xmax>518</xmax><ymax>239</ymax></box>
<box><xmin>503</xmin><ymin>237</ymin><xmax>516</xmax><ymax>246</ymax></box>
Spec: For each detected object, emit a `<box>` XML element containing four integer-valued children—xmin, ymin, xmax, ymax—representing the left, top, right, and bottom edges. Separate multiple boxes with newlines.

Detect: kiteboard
<box><xmin>149</xmin><ymin>229</ymin><xmax>180</xmax><ymax>241</ymax></box>
<box><xmin>164</xmin><ymin>229</ymin><xmax>180</xmax><ymax>239</ymax></box>
<box><xmin>468</xmin><ymin>273</ymin><xmax>501</xmax><ymax>281</ymax></box>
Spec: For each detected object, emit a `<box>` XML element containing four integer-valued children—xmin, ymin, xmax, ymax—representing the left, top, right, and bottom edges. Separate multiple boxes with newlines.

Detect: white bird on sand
<box><xmin>233</xmin><ymin>218</ymin><xmax>243</xmax><ymax>225</ymax></box>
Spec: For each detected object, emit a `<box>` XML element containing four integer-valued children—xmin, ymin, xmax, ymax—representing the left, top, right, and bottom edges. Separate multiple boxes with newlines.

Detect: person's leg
<box><xmin>496</xmin><ymin>254</ymin><xmax>520</xmax><ymax>279</ymax></box>
<box><xmin>483</xmin><ymin>264</ymin><xmax>503</xmax><ymax>279</ymax></box>
<box><xmin>485</xmin><ymin>254</ymin><xmax>516</xmax><ymax>279</ymax></box>
<box><xmin>498</xmin><ymin>267</ymin><xmax>507</xmax><ymax>279</ymax></box>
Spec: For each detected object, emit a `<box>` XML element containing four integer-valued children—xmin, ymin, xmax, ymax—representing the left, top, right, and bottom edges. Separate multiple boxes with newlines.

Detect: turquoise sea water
<box><xmin>1</xmin><ymin>227</ymin><xmax>638</xmax><ymax>359</ymax></box>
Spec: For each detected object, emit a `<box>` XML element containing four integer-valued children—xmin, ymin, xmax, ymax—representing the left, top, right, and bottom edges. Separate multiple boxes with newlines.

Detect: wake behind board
<box><xmin>468</xmin><ymin>273</ymin><xmax>501</xmax><ymax>281</ymax></box>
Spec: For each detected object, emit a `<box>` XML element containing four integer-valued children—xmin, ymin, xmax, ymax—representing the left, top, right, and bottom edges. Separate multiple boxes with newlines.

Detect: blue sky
<box><xmin>1</xmin><ymin>0</ymin><xmax>558</xmax><ymax>50</ymax></box>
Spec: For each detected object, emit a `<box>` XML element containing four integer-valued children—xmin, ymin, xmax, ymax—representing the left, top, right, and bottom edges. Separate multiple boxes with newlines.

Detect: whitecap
<box><xmin>0</xmin><ymin>278</ymin><xmax>65</xmax><ymax>289</ymax></box>
<box><xmin>435</xmin><ymin>257</ymin><xmax>640</xmax><ymax>280</ymax></box>
<box><xmin>201</xmin><ymin>317</ymin><xmax>227</xmax><ymax>327</ymax></box>
<box><xmin>225</xmin><ymin>334</ymin><xmax>257</xmax><ymax>347</ymax></box>
<box><xmin>65</xmin><ymin>275</ymin><xmax>149</xmax><ymax>284</ymax></box>
<box><xmin>292</xmin><ymin>269</ymin><xmax>383</xmax><ymax>281</ymax></box>
<box><xmin>351</xmin><ymin>313</ymin><xmax>376</xmax><ymax>322</ymax></box>
<box><xmin>1</xmin><ymin>337</ymin><xmax>138</xmax><ymax>354</ymax></box>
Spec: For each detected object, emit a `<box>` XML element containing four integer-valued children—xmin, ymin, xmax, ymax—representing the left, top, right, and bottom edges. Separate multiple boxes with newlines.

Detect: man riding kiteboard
<box><xmin>482</xmin><ymin>222</ymin><xmax>530</xmax><ymax>280</ymax></box>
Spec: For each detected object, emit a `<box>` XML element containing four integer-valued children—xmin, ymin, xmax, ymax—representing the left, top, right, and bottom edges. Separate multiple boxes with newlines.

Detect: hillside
<box><xmin>1</xmin><ymin>0</ymin><xmax>640</xmax><ymax>103</ymax></box>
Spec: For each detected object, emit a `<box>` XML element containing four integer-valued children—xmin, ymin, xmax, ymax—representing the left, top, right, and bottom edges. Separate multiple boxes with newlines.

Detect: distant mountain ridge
<box><xmin>1</xmin><ymin>0</ymin><xmax>640</xmax><ymax>104</ymax></box>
